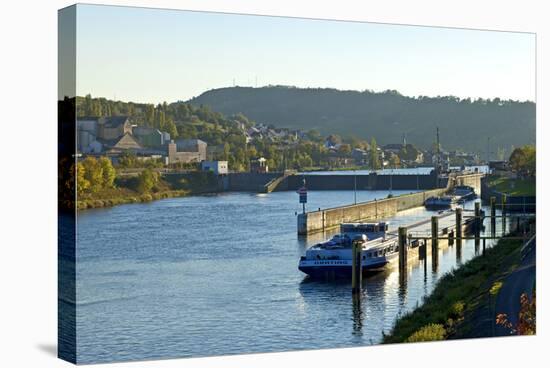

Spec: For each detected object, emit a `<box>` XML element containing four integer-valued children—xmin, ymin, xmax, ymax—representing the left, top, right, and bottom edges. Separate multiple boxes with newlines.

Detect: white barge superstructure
<box><xmin>298</xmin><ymin>222</ymin><xmax>399</xmax><ymax>278</ymax></box>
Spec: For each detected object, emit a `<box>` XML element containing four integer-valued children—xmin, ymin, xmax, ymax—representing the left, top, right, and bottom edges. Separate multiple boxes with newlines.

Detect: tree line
<box><xmin>76</xmin><ymin>94</ymin><xmax>421</xmax><ymax>172</ymax></box>
<box><xmin>189</xmin><ymin>86</ymin><xmax>535</xmax><ymax>155</ymax></box>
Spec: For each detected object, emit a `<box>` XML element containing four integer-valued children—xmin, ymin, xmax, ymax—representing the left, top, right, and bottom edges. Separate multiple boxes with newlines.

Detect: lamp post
<box><xmin>389</xmin><ymin>166</ymin><xmax>393</xmax><ymax>196</ymax></box>
<box><xmin>354</xmin><ymin>169</ymin><xmax>357</xmax><ymax>205</ymax></box>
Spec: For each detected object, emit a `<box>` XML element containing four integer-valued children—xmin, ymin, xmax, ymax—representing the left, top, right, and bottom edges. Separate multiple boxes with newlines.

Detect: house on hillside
<box><xmin>132</xmin><ymin>126</ymin><xmax>170</xmax><ymax>147</ymax></box>
<box><xmin>382</xmin><ymin>143</ymin><xmax>405</xmax><ymax>154</ymax></box>
<box><xmin>351</xmin><ymin>148</ymin><xmax>368</xmax><ymax>165</ymax></box>
<box><xmin>167</xmin><ymin>139</ymin><xmax>207</xmax><ymax>164</ymax></box>
<box><xmin>97</xmin><ymin>116</ymin><xmax>132</xmax><ymax>140</ymax></box>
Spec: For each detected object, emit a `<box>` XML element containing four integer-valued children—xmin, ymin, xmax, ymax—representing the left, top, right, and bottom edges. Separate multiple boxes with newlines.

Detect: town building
<box><xmin>132</xmin><ymin>126</ymin><xmax>170</xmax><ymax>147</ymax></box>
<box><xmin>351</xmin><ymin>148</ymin><xmax>367</xmax><ymax>165</ymax></box>
<box><xmin>97</xmin><ymin>116</ymin><xmax>132</xmax><ymax>140</ymax></box>
<box><xmin>250</xmin><ymin>157</ymin><xmax>269</xmax><ymax>173</ymax></box>
<box><xmin>167</xmin><ymin>139</ymin><xmax>208</xmax><ymax>164</ymax></box>
<box><xmin>201</xmin><ymin>160</ymin><xmax>228</xmax><ymax>175</ymax></box>
<box><xmin>104</xmin><ymin>133</ymin><xmax>143</xmax><ymax>154</ymax></box>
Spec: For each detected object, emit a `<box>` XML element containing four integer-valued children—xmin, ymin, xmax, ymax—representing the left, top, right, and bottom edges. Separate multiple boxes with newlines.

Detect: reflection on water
<box><xmin>73</xmin><ymin>190</ymin><xmax>501</xmax><ymax>364</ymax></box>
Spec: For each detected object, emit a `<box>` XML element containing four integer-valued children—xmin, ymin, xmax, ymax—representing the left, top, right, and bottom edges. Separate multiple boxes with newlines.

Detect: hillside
<box><xmin>188</xmin><ymin>86</ymin><xmax>535</xmax><ymax>153</ymax></box>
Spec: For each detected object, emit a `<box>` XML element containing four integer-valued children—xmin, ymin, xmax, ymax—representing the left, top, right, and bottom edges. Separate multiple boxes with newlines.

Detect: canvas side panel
<box><xmin>58</xmin><ymin>4</ymin><xmax>77</xmax><ymax>364</ymax></box>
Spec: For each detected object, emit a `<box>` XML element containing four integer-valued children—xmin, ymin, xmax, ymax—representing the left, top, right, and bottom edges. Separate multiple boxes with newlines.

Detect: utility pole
<box><xmin>435</xmin><ymin>126</ymin><xmax>440</xmax><ymax>188</ymax></box>
<box><xmin>436</xmin><ymin>127</ymin><xmax>441</xmax><ymax>170</ymax></box>
<box><xmin>487</xmin><ymin>137</ymin><xmax>491</xmax><ymax>165</ymax></box>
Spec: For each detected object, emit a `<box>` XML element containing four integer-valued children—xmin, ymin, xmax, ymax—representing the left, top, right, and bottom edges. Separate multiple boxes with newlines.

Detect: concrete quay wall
<box><xmin>286</xmin><ymin>172</ymin><xmax>443</xmax><ymax>191</ymax></box>
<box><xmin>225</xmin><ymin>172</ymin><xmax>281</xmax><ymax>191</ymax></box>
<box><xmin>297</xmin><ymin>186</ymin><xmax>450</xmax><ymax>235</ymax></box>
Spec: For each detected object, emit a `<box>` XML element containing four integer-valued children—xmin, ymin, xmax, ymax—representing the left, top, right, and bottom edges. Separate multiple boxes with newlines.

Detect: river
<box><xmin>72</xmin><ymin>187</ymin><xmax>501</xmax><ymax>364</ymax></box>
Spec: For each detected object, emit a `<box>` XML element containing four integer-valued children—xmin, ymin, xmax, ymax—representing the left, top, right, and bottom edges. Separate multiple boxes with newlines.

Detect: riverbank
<box><xmin>77</xmin><ymin>171</ymin><xmax>218</xmax><ymax>210</ymax></box>
<box><xmin>383</xmin><ymin>227</ymin><xmax>532</xmax><ymax>343</ymax></box>
<box><xmin>487</xmin><ymin>175</ymin><xmax>535</xmax><ymax>196</ymax></box>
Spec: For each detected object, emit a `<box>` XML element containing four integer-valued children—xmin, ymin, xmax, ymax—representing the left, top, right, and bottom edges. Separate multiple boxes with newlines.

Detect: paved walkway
<box><xmin>494</xmin><ymin>236</ymin><xmax>536</xmax><ymax>336</ymax></box>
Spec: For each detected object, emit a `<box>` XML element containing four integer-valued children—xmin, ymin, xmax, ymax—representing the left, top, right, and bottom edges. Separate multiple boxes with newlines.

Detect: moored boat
<box><xmin>452</xmin><ymin>185</ymin><xmax>477</xmax><ymax>203</ymax></box>
<box><xmin>424</xmin><ymin>196</ymin><xmax>455</xmax><ymax>210</ymax></box>
<box><xmin>298</xmin><ymin>222</ymin><xmax>399</xmax><ymax>278</ymax></box>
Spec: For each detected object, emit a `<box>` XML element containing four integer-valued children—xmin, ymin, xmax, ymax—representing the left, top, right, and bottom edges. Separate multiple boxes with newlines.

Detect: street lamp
<box><xmin>354</xmin><ymin>168</ymin><xmax>357</xmax><ymax>205</ymax></box>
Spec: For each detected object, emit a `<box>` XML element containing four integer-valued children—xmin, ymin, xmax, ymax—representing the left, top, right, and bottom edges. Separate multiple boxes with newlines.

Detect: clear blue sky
<box><xmin>74</xmin><ymin>4</ymin><xmax>535</xmax><ymax>104</ymax></box>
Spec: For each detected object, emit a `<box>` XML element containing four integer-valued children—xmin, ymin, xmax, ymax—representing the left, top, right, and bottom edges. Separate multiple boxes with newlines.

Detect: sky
<box><xmin>72</xmin><ymin>4</ymin><xmax>536</xmax><ymax>104</ymax></box>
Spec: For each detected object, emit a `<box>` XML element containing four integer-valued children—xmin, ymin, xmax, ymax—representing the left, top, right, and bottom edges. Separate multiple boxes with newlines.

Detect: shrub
<box><xmin>140</xmin><ymin>193</ymin><xmax>153</xmax><ymax>202</ymax></box>
<box><xmin>449</xmin><ymin>301</ymin><xmax>465</xmax><ymax>318</ymax></box>
<box><xmin>406</xmin><ymin>324</ymin><xmax>446</xmax><ymax>343</ymax></box>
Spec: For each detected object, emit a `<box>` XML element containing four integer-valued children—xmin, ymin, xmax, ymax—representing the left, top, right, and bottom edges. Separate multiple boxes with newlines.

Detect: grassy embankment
<box><xmin>383</xmin><ymin>234</ymin><xmax>526</xmax><ymax>343</ymax></box>
<box><xmin>77</xmin><ymin>171</ymin><xmax>218</xmax><ymax>210</ymax></box>
<box><xmin>488</xmin><ymin>175</ymin><xmax>536</xmax><ymax>196</ymax></box>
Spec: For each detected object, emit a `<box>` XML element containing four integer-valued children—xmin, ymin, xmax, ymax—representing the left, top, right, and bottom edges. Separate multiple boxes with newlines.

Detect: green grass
<box><xmin>383</xmin><ymin>237</ymin><xmax>523</xmax><ymax>344</ymax></box>
<box><xmin>488</xmin><ymin>176</ymin><xmax>536</xmax><ymax>196</ymax></box>
<box><xmin>405</xmin><ymin>324</ymin><xmax>446</xmax><ymax>342</ymax></box>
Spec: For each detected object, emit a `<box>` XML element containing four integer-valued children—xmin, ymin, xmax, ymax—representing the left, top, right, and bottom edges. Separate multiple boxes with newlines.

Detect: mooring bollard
<box><xmin>490</xmin><ymin>196</ymin><xmax>496</xmax><ymax>236</ymax></box>
<box><xmin>419</xmin><ymin>240</ymin><xmax>427</xmax><ymax>260</ymax></box>
<box><xmin>398</xmin><ymin>227</ymin><xmax>407</xmax><ymax>274</ymax></box>
<box><xmin>351</xmin><ymin>238</ymin><xmax>363</xmax><ymax>294</ymax></box>
<box><xmin>455</xmin><ymin>207</ymin><xmax>462</xmax><ymax>248</ymax></box>
<box><xmin>431</xmin><ymin>216</ymin><xmax>439</xmax><ymax>269</ymax></box>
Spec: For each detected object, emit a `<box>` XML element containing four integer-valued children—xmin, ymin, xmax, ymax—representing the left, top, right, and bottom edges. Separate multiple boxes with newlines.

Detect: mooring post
<box><xmin>455</xmin><ymin>207</ymin><xmax>462</xmax><ymax>248</ymax></box>
<box><xmin>431</xmin><ymin>216</ymin><xmax>439</xmax><ymax>269</ymax></box>
<box><xmin>502</xmin><ymin>194</ymin><xmax>507</xmax><ymax>234</ymax></box>
<box><xmin>398</xmin><ymin>227</ymin><xmax>407</xmax><ymax>274</ymax></box>
<box><xmin>351</xmin><ymin>240</ymin><xmax>362</xmax><ymax>294</ymax></box>
<box><xmin>490</xmin><ymin>196</ymin><xmax>496</xmax><ymax>237</ymax></box>
<box><xmin>474</xmin><ymin>202</ymin><xmax>481</xmax><ymax>252</ymax></box>
<box><xmin>419</xmin><ymin>237</ymin><xmax>427</xmax><ymax>260</ymax></box>
<box><xmin>482</xmin><ymin>238</ymin><xmax>486</xmax><ymax>256</ymax></box>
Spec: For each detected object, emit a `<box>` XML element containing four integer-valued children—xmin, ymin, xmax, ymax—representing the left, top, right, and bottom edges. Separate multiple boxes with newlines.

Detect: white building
<box><xmin>201</xmin><ymin>160</ymin><xmax>228</xmax><ymax>175</ymax></box>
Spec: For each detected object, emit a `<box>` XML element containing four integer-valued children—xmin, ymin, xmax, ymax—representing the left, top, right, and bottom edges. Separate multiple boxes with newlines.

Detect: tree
<box><xmin>145</xmin><ymin>104</ymin><xmax>155</xmax><ymax>127</ymax></box>
<box><xmin>338</xmin><ymin>144</ymin><xmax>352</xmax><ymax>155</ymax></box>
<box><xmin>99</xmin><ymin>157</ymin><xmax>116</xmax><ymax>188</ymax></box>
<box><xmin>81</xmin><ymin>157</ymin><xmax>103</xmax><ymax>193</ymax></box>
<box><xmin>83</xmin><ymin>94</ymin><xmax>93</xmax><ymax>116</ymax></box>
<box><xmin>137</xmin><ymin>168</ymin><xmax>158</xmax><ymax>193</ymax></box>
<box><xmin>369</xmin><ymin>137</ymin><xmax>381</xmax><ymax>170</ymax></box>
<box><xmin>509</xmin><ymin>145</ymin><xmax>535</xmax><ymax>177</ymax></box>
<box><xmin>76</xmin><ymin>161</ymin><xmax>90</xmax><ymax>195</ymax></box>
<box><xmin>165</xmin><ymin>117</ymin><xmax>178</xmax><ymax>139</ymax></box>
<box><xmin>326</xmin><ymin>134</ymin><xmax>342</xmax><ymax>146</ymax></box>
<box><xmin>389</xmin><ymin>153</ymin><xmax>401</xmax><ymax>168</ymax></box>
<box><xmin>306</xmin><ymin>129</ymin><xmax>322</xmax><ymax>142</ymax></box>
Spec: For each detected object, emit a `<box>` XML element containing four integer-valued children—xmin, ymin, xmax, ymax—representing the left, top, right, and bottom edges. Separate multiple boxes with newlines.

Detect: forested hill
<box><xmin>188</xmin><ymin>86</ymin><xmax>535</xmax><ymax>153</ymax></box>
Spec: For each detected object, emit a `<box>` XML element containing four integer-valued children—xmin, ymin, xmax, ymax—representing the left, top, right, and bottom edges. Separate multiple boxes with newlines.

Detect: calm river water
<box><xmin>74</xmin><ymin>188</ymin><xmax>499</xmax><ymax>364</ymax></box>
